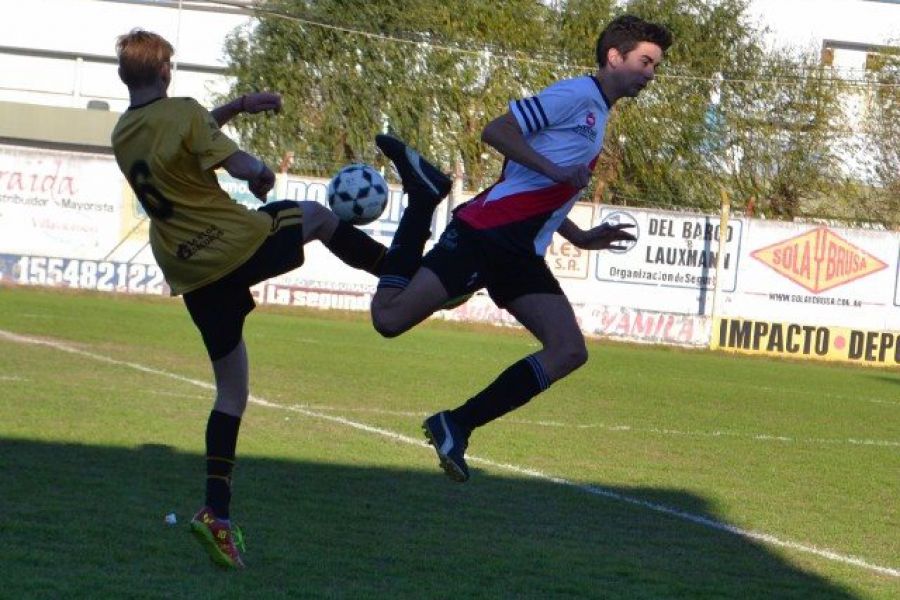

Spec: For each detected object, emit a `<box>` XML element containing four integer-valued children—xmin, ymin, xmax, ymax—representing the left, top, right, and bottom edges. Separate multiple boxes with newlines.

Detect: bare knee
<box><xmin>211</xmin><ymin>341</ymin><xmax>249</xmax><ymax>417</ymax></box>
<box><xmin>299</xmin><ymin>201</ymin><xmax>337</xmax><ymax>243</ymax></box>
<box><xmin>214</xmin><ymin>389</ymin><xmax>248</xmax><ymax>417</ymax></box>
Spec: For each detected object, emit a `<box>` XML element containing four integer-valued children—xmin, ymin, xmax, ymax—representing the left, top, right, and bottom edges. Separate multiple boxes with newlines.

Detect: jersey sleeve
<box><xmin>183</xmin><ymin>99</ymin><xmax>240</xmax><ymax>171</ymax></box>
<box><xmin>508</xmin><ymin>78</ymin><xmax>583</xmax><ymax>135</ymax></box>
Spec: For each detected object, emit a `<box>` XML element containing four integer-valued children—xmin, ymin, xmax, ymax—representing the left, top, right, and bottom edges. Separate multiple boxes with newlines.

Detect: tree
<box><xmin>222</xmin><ymin>0</ymin><xmax>561</xmax><ymax>181</ymax></box>
<box><xmin>222</xmin><ymin>0</ymin><xmax>883</xmax><ymax>224</ymax></box>
<box><xmin>568</xmin><ymin>0</ymin><xmax>769</xmax><ymax>210</ymax></box>
<box><xmin>567</xmin><ymin>0</ymin><xmax>848</xmax><ymax>220</ymax></box>
<box><xmin>855</xmin><ymin>44</ymin><xmax>900</xmax><ymax>228</ymax></box>
<box><xmin>721</xmin><ymin>53</ymin><xmax>848</xmax><ymax>219</ymax></box>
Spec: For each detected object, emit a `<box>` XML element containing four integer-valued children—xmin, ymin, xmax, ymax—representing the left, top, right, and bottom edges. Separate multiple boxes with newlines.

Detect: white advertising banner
<box><xmin>896</xmin><ymin>245</ymin><xmax>900</xmax><ymax>308</ymax></box>
<box><xmin>0</xmin><ymin>145</ymin><xmax>130</xmax><ymax>258</ymax></box>
<box><xmin>555</xmin><ymin>205</ymin><xmax>743</xmax><ymax>319</ymax></box>
<box><xmin>711</xmin><ymin>219</ymin><xmax>899</xmax><ymax>366</ymax></box>
<box><xmin>722</xmin><ymin>220</ymin><xmax>898</xmax><ymax>331</ymax></box>
<box><xmin>577</xmin><ymin>303</ymin><xmax>711</xmax><ymax>347</ymax></box>
<box><xmin>1</xmin><ymin>144</ymin><xmax>897</xmax><ymax>364</ymax></box>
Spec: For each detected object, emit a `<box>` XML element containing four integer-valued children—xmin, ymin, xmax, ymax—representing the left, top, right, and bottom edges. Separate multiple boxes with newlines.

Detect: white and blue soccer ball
<box><xmin>327</xmin><ymin>163</ymin><xmax>389</xmax><ymax>226</ymax></box>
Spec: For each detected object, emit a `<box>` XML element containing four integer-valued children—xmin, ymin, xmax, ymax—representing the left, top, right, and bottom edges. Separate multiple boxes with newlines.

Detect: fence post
<box><xmin>710</xmin><ymin>188</ymin><xmax>731</xmax><ymax>349</ymax></box>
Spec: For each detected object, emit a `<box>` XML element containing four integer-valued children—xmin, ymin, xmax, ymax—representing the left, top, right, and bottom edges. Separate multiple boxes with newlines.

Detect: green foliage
<box><xmin>222</xmin><ymin>0</ymin><xmax>897</xmax><ymax>225</ymax></box>
<box><xmin>223</xmin><ymin>0</ymin><xmax>563</xmax><ymax>180</ymax></box>
<box><xmin>855</xmin><ymin>44</ymin><xmax>900</xmax><ymax>227</ymax></box>
<box><xmin>720</xmin><ymin>54</ymin><xmax>849</xmax><ymax>219</ymax></box>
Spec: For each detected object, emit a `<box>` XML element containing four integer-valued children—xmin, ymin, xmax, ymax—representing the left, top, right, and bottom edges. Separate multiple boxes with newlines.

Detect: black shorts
<box><xmin>183</xmin><ymin>201</ymin><xmax>304</xmax><ymax>360</ymax></box>
<box><xmin>421</xmin><ymin>218</ymin><xmax>563</xmax><ymax>308</ymax></box>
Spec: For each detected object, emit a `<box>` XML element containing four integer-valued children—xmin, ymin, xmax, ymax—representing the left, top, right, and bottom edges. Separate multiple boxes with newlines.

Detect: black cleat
<box><xmin>422</xmin><ymin>411</ymin><xmax>470</xmax><ymax>482</ymax></box>
<box><xmin>375</xmin><ymin>134</ymin><xmax>451</xmax><ymax>206</ymax></box>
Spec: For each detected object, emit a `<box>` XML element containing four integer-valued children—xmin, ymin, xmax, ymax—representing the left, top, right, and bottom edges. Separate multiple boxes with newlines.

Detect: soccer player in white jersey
<box><xmin>112</xmin><ymin>29</ymin><xmax>387</xmax><ymax>568</ymax></box>
<box><xmin>370</xmin><ymin>15</ymin><xmax>672</xmax><ymax>482</ymax></box>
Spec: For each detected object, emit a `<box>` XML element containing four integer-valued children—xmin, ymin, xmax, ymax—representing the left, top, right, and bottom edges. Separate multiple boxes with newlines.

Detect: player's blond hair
<box><xmin>116</xmin><ymin>29</ymin><xmax>174</xmax><ymax>87</ymax></box>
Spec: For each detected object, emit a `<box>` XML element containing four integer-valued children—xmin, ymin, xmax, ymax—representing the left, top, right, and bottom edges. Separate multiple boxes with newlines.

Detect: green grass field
<box><xmin>0</xmin><ymin>284</ymin><xmax>897</xmax><ymax>599</ymax></box>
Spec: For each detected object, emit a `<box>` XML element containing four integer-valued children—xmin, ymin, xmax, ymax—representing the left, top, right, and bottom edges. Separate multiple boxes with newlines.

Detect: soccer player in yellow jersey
<box><xmin>111</xmin><ymin>29</ymin><xmax>386</xmax><ymax>569</ymax></box>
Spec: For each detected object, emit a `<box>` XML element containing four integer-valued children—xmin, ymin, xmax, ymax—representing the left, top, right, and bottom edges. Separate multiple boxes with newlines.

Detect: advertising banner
<box><xmin>0</xmin><ymin>145</ymin><xmax>130</xmax><ymax>259</ymax></box>
<box><xmin>723</xmin><ymin>220</ymin><xmax>899</xmax><ymax>332</ymax></box>
<box><xmin>0</xmin><ymin>252</ymin><xmax>167</xmax><ymax>294</ymax></box>
<box><xmin>579</xmin><ymin>303</ymin><xmax>711</xmax><ymax>346</ymax></box>
<box><xmin>558</xmin><ymin>206</ymin><xmax>743</xmax><ymax>318</ymax></box>
<box><xmin>712</xmin><ymin>317</ymin><xmax>899</xmax><ymax>367</ymax></box>
<box><xmin>2</xmin><ymin>144</ymin><xmax>897</xmax><ymax>366</ymax></box>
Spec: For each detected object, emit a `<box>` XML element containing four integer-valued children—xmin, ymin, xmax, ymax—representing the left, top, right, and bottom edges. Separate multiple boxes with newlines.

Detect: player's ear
<box><xmin>608</xmin><ymin>48</ymin><xmax>622</xmax><ymax>67</ymax></box>
<box><xmin>160</xmin><ymin>61</ymin><xmax>172</xmax><ymax>86</ymax></box>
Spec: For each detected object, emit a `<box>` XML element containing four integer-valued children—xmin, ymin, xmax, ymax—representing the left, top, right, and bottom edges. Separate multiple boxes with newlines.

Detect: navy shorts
<box><xmin>183</xmin><ymin>201</ymin><xmax>304</xmax><ymax>360</ymax></box>
<box><xmin>421</xmin><ymin>218</ymin><xmax>562</xmax><ymax>308</ymax></box>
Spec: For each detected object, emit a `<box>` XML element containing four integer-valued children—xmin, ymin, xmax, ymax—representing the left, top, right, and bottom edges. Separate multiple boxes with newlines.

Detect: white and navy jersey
<box><xmin>456</xmin><ymin>75</ymin><xmax>610</xmax><ymax>256</ymax></box>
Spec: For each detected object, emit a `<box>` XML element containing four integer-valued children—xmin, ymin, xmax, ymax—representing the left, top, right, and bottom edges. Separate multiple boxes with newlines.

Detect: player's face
<box><xmin>613</xmin><ymin>42</ymin><xmax>664</xmax><ymax>97</ymax></box>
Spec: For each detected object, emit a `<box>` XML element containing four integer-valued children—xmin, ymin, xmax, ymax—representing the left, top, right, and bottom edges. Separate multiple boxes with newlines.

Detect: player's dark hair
<box><xmin>116</xmin><ymin>28</ymin><xmax>174</xmax><ymax>87</ymax></box>
<box><xmin>595</xmin><ymin>15</ymin><xmax>673</xmax><ymax>67</ymax></box>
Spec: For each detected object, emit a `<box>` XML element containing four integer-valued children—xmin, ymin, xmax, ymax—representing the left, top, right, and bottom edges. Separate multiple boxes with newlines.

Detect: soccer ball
<box><xmin>327</xmin><ymin>163</ymin><xmax>389</xmax><ymax>226</ymax></box>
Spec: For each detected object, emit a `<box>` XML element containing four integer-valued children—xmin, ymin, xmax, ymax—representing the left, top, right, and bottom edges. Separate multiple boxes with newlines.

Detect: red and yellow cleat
<box><xmin>190</xmin><ymin>506</ymin><xmax>246</xmax><ymax>569</ymax></box>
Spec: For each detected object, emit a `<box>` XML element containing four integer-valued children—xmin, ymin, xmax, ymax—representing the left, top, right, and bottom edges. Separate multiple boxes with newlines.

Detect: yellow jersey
<box><xmin>111</xmin><ymin>97</ymin><xmax>271</xmax><ymax>295</ymax></box>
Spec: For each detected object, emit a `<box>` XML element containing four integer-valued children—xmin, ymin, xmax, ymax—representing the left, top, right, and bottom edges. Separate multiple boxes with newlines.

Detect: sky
<box><xmin>744</xmin><ymin>0</ymin><xmax>898</xmax><ymax>50</ymax></box>
<box><xmin>1</xmin><ymin>0</ymin><xmax>897</xmax><ymax>110</ymax></box>
<box><xmin>6</xmin><ymin>0</ymin><xmax>899</xmax><ymax>68</ymax></box>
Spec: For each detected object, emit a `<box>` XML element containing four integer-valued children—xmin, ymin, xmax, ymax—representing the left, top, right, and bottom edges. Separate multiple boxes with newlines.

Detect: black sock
<box><xmin>378</xmin><ymin>197</ymin><xmax>434</xmax><ymax>289</ymax></box>
<box><xmin>323</xmin><ymin>220</ymin><xmax>387</xmax><ymax>276</ymax></box>
<box><xmin>450</xmin><ymin>356</ymin><xmax>551</xmax><ymax>430</ymax></box>
<box><xmin>205</xmin><ymin>410</ymin><xmax>241</xmax><ymax>519</ymax></box>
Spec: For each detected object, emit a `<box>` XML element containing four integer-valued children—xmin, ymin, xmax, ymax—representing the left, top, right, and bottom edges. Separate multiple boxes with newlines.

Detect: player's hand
<box><xmin>575</xmin><ymin>222</ymin><xmax>636</xmax><ymax>251</ymax></box>
<box><xmin>241</xmin><ymin>92</ymin><xmax>282</xmax><ymax>115</ymax></box>
<box><xmin>249</xmin><ymin>166</ymin><xmax>275</xmax><ymax>202</ymax></box>
<box><xmin>550</xmin><ymin>163</ymin><xmax>591</xmax><ymax>189</ymax></box>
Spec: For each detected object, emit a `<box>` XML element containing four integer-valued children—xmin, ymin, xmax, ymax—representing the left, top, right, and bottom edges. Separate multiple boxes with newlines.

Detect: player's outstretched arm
<box><xmin>559</xmin><ymin>218</ymin><xmax>636</xmax><ymax>251</ymax></box>
<box><xmin>221</xmin><ymin>151</ymin><xmax>275</xmax><ymax>202</ymax></box>
<box><xmin>211</xmin><ymin>92</ymin><xmax>282</xmax><ymax>127</ymax></box>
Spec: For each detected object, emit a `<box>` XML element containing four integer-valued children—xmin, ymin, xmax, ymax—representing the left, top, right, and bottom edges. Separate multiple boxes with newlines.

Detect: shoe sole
<box><xmin>404</xmin><ymin>146</ymin><xmax>451</xmax><ymax>197</ymax></box>
<box><xmin>375</xmin><ymin>135</ymin><xmax>451</xmax><ymax>198</ymax></box>
<box><xmin>190</xmin><ymin>521</ymin><xmax>243</xmax><ymax>569</ymax></box>
<box><xmin>422</xmin><ymin>421</ymin><xmax>468</xmax><ymax>483</ymax></box>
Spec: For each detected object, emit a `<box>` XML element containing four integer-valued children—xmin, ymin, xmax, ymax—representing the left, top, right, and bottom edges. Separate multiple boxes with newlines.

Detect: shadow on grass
<box><xmin>870</xmin><ymin>374</ymin><xmax>900</xmax><ymax>386</ymax></box>
<box><xmin>2</xmin><ymin>438</ymin><xmax>864</xmax><ymax>600</ymax></box>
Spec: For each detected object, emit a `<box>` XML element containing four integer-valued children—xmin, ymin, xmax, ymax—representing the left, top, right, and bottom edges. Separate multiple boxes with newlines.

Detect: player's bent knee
<box><xmin>560</xmin><ymin>343</ymin><xmax>589</xmax><ymax>374</ymax></box>
<box><xmin>572</xmin><ymin>344</ymin><xmax>589</xmax><ymax>369</ymax></box>
<box><xmin>371</xmin><ymin>310</ymin><xmax>407</xmax><ymax>338</ymax></box>
<box><xmin>370</xmin><ymin>293</ymin><xmax>415</xmax><ymax>338</ymax></box>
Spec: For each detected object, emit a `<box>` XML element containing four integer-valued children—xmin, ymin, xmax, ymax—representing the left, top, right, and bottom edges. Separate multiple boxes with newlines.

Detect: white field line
<box><xmin>297</xmin><ymin>404</ymin><xmax>900</xmax><ymax>448</ymax></box>
<box><xmin>0</xmin><ymin>375</ymin><xmax>27</xmax><ymax>381</ymax></box>
<box><xmin>1</xmin><ymin>328</ymin><xmax>897</xmax><ymax>579</ymax></box>
<box><xmin>146</xmin><ymin>389</ymin><xmax>210</xmax><ymax>400</ymax></box>
<box><xmin>868</xmin><ymin>399</ymin><xmax>900</xmax><ymax>407</ymax></box>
